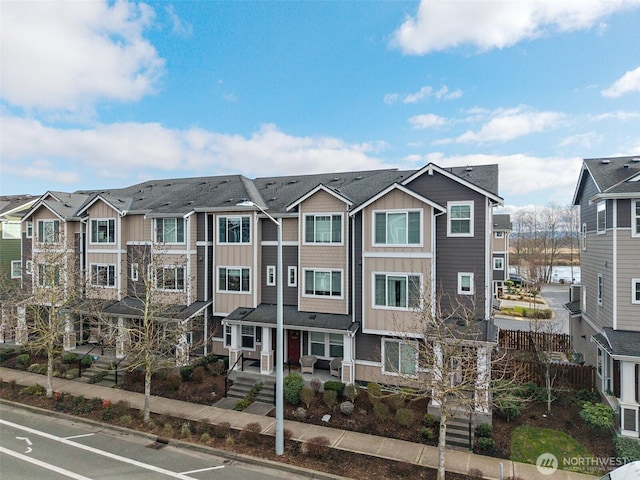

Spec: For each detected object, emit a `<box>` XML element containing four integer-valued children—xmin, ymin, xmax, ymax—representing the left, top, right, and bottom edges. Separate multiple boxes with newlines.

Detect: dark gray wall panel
<box><xmin>261</xmin><ymin>244</ymin><xmax>298</xmax><ymax>306</ymax></box>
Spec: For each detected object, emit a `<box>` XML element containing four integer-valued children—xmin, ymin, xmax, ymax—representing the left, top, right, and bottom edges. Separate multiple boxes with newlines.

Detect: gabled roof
<box><xmin>572</xmin><ymin>156</ymin><xmax>640</xmax><ymax>205</ymax></box>
<box><xmin>0</xmin><ymin>195</ymin><xmax>38</xmax><ymax>219</ymax></box>
<box><xmin>286</xmin><ymin>184</ymin><xmax>354</xmax><ymax>212</ymax></box>
<box><xmin>23</xmin><ymin>191</ymin><xmax>90</xmax><ymax>221</ymax></box>
<box><xmin>593</xmin><ymin>328</ymin><xmax>640</xmax><ymax>359</ymax></box>
<box><xmin>348</xmin><ymin>182</ymin><xmax>446</xmax><ymax>216</ymax></box>
<box><xmin>493</xmin><ymin>213</ymin><xmax>512</xmax><ymax>231</ymax></box>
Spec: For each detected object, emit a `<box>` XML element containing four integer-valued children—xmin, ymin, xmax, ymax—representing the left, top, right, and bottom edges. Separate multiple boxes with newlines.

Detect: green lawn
<box><xmin>510</xmin><ymin>426</ymin><xmax>599</xmax><ymax>475</ymax></box>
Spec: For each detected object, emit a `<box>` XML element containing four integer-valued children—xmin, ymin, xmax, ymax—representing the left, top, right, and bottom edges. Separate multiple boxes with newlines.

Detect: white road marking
<box><xmin>182</xmin><ymin>465</ymin><xmax>225</xmax><ymax>474</ymax></box>
<box><xmin>0</xmin><ymin>419</ymin><xmax>197</xmax><ymax>479</ymax></box>
<box><xmin>0</xmin><ymin>446</ymin><xmax>93</xmax><ymax>480</ymax></box>
<box><xmin>64</xmin><ymin>433</ymin><xmax>95</xmax><ymax>440</ymax></box>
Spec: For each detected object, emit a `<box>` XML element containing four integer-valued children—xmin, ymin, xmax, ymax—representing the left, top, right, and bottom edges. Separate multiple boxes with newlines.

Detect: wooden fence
<box><xmin>499</xmin><ymin>329</ymin><xmax>572</xmax><ymax>353</ymax></box>
<box><xmin>517</xmin><ymin>360</ymin><xmax>597</xmax><ymax>391</ymax></box>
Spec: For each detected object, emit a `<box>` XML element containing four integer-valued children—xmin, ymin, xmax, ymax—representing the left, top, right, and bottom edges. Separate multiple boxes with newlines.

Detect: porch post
<box><xmin>15</xmin><ymin>305</ymin><xmax>27</xmax><ymax>345</ymax></box>
<box><xmin>475</xmin><ymin>345</ymin><xmax>490</xmax><ymax>414</ymax></box>
<box><xmin>430</xmin><ymin>343</ymin><xmax>443</xmax><ymax>407</ymax></box>
<box><xmin>116</xmin><ymin>317</ymin><xmax>126</xmax><ymax>359</ymax></box>
<box><xmin>229</xmin><ymin>323</ymin><xmax>242</xmax><ymax>370</ymax></box>
<box><xmin>260</xmin><ymin>326</ymin><xmax>274</xmax><ymax>374</ymax></box>
<box><xmin>176</xmin><ymin>328</ymin><xmax>189</xmax><ymax>367</ymax></box>
<box><xmin>63</xmin><ymin>311</ymin><xmax>76</xmax><ymax>351</ymax></box>
<box><xmin>341</xmin><ymin>334</ymin><xmax>354</xmax><ymax>383</ymax></box>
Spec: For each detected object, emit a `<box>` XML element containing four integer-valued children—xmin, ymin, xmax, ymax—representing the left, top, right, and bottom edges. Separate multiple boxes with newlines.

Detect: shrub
<box><xmin>165</xmin><ymin>373</ymin><xmax>182</xmax><ymax>392</ymax></box>
<box><xmin>163</xmin><ymin>423</ymin><xmax>174</xmax><ymax>435</ymax></box>
<box><xmin>420</xmin><ymin>427</ymin><xmax>434</xmax><ymax>441</ymax></box>
<box><xmin>207</xmin><ymin>360</ymin><xmax>226</xmax><ymax>375</ymax></box>
<box><xmin>323</xmin><ymin>380</ymin><xmax>345</xmax><ymax>397</ymax></box>
<box><xmin>80</xmin><ymin>355</ymin><xmax>93</xmax><ymax>367</ymax></box>
<box><xmin>574</xmin><ymin>388</ymin><xmax>600</xmax><ymax>406</ymax></box>
<box><xmin>213</xmin><ymin>422</ymin><xmax>231</xmax><ymax>438</ymax></box>
<box><xmin>373</xmin><ymin>401</ymin><xmax>390</xmax><ymax>421</ymax></box>
<box><xmin>323</xmin><ymin>389</ymin><xmax>338</xmax><ymax>408</ymax></box>
<box><xmin>343</xmin><ymin>383</ymin><xmax>358</xmax><ymax>401</ymax></box>
<box><xmin>395</xmin><ymin>408</ymin><xmax>415</xmax><ymax>427</ymax></box>
<box><xmin>181</xmin><ymin>423</ymin><xmax>192</xmax><ymax>439</ymax></box>
<box><xmin>580</xmin><ymin>402</ymin><xmax>614</xmax><ymax>431</ymax></box>
<box><xmin>100</xmin><ymin>407</ymin><xmax>115</xmax><ymax>421</ymax></box>
<box><xmin>15</xmin><ymin>353</ymin><xmax>30</xmax><ymax>369</ymax></box>
<box><xmin>423</xmin><ymin>413</ymin><xmax>437</xmax><ymax>428</ymax></box>
<box><xmin>233</xmin><ymin>398</ymin><xmax>250</xmax><ymax>411</ymax></box>
<box><xmin>477</xmin><ymin>437</ymin><xmax>495</xmax><ymax>451</ymax></box>
<box><xmin>476</xmin><ymin>423</ymin><xmax>492</xmax><ymax>438</ymax></box>
<box><xmin>299</xmin><ymin>385</ymin><xmax>315</xmax><ymax>408</ymax></box>
<box><xmin>304</xmin><ymin>436</ymin><xmax>331</xmax><ymax>459</ymax></box>
<box><xmin>367</xmin><ymin>382</ymin><xmax>383</xmax><ymax>402</ymax></box>
<box><xmin>62</xmin><ymin>352</ymin><xmax>78</xmax><ymax>364</ymax></box>
<box><xmin>387</xmin><ymin>392</ymin><xmax>406</xmax><ymax>411</ymax></box>
<box><xmin>20</xmin><ymin>383</ymin><xmax>46</xmax><ymax>396</ymax></box>
<box><xmin>241</xmin><ymin>422</ymin><xmax>262</xmax><ymax>442</ymax></box>
<box><xmin>495</xmin><ymin>393</ymin><xmax>524</xmax><ymax>421</ymax></box>
<box><xmin>200</xmin><ymin>432</ymin><xmax>210</xmax><ymax>443</ymax></box>
<box><xmin>310</xmin><ymin>378</ymin><xmax>322</xmax><ymax>392</ymax></box>
<box><xmin>28</xmin><ymin>363</ymin><xmax>47</xmax><ymax>374</ymax></box>
<box><xmin>339</xmin><ymin>401</ymin><xmax>354</xmax><ymax>416</ymax></box>
<box><xmin>179</xmin><ymin>365</ymin><xmax>194</xmax><ymax>382</ymax></box>
<box><xmin>467</xmin><ymin>468</ymin><xmax>485</xmax><ymax>479</ymax></box>
<box><xmin>192</xmin><ymin>366</ymin><xmax>206</xmax><ymax>384</ymax></box>
<box><xmin>65</xmin><ymin>368</ymin><xmax>79</xmax><ymax>379</ymax></box>
<box><xmin>284</xmin><ymin>372</ymin><xmax>304</xmax><ymax>405</ymax></box>
<box><xmin>119</xmin><ymin>415</ymin><xmax>132</xmax><ymax>426</ymax></box>
<box><xmin>0</xmin><ymin>348</ymin><xmax>16</xmax><ymax>362</ymax></box>
<box><xmin>614</xmin><ymin>436</ymin><xmax>640</xmax><ymax>462</ymax></box>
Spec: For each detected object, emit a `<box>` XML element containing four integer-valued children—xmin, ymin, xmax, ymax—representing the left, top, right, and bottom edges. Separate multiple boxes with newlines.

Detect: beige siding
<box><xmin>282</xmin><ymin>217</ymin><xmax>298</xmax><ymax>242</ymax></box>
<box><xmin>492</xmin><ymin>235</ymin><xmax>507</xmax><ymax>252</ymax></box>
<box><xmin>616</xmin><ymin>230</ymin><xmax>640</xmax><ymax>331</ymax></box>
<box><xmin>122</xmin><ymin>215</ymin><xmax>152</xmax><ymax>243</ymax></box>
<box><xmin>213</xmin><ymin>236</ymin><xmax>254</xmax><ymax>315</ymax></box>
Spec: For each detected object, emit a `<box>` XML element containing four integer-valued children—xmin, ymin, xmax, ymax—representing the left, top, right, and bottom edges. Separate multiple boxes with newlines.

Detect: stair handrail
<box><xmin>77</xmin><ymin>345</ymin><xmax>99</xmax><ymax>378</ymax></box>
<box><xmin>224</xmin><ymin>352</ymin><xmax>244</xmax><ymax>397</ymax></box>
<box><xmin>113</xmin><ymin>355</ymin><xmax>127</xmax><ymax>385</ymax></box>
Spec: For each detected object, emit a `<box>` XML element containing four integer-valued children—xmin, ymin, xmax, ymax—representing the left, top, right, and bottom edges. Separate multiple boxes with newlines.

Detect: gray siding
<box><xmin>197</xmin><ymin>245</ymin><xmax>206</xmax><ymax>300</ymax></box>
<box><xmin>261</xmin><ymin>245</ymin><xmax>299</xmax><ymax>306</ymax></box>
<box><xmin>21</xmin><ymin>231</ymin><xmax>32</xmax><ymax>291</ymax></box>
<box><xmin>493</xmin><ymin>253</ymin><xmax>506</xmax><ymax>281</ymax></box>
<box><xmin>353</xmin><ymin>215</ymin><xmax>363</xmax><ymax>325</ymax></box>
<box><xmin>196</xmin><ymin>212</ymin><xmax>206</xmax><ymax>242</ymax></box>
<box><xmin>580</xmin><ymin>175</ymin><xmax>599</xmax><ymax>232</ymax></box>
<box><xmin>356</xmin><ymin>332</ymin><xmax>380</xmax><ymax>362</ymax></box>
<box><xmin>617</xmin><ymin>199</ymin><xmax>631</xmax><ymax>228</ymax></box>
<box><xmin>582</xmin><ymin>222</ymin><xmax>614</xmax><ymax>330</ymax></box>
<box><xmin>127</xmin><ymin>244</ymin><xmax>151</xmax><ymax>298</ymax></box>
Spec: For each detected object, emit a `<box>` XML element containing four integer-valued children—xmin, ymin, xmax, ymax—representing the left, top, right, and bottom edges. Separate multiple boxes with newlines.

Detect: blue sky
<box><xmin>1</xmin><ymin>0</ymin><xmax>639</xmax><ymax>212</ymax></box>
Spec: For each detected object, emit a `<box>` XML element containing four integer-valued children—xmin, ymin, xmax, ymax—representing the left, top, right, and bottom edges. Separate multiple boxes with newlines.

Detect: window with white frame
<box><xmin>131</xmin><ymin>263</ymin><xmax>139</xmax><ymax>282</ymax></box>
<box><xmin>581</xmin><ymin>223</ymin><xmax>587</xmax><ymax>250</ymax></box>
<box><xmin>156</xmin><ymin>218</ymin><xmax>184</xmax><ymax>243</ymax></box>
<box><xmin>494</xmin><ymin>231</ymin><xmax>504</xmax><ymax>238</ymax></box>
<box><xmin>10</xmin><ymin>260</ymin><xmax>21</xmax><ymax>278</ymax></box>
<box><xmin>633</xmin><ymin>200</ymin><xmax>640</xmax><ymax>237</ymax></box>
<box><xmin>458</xmin><ymin>272</ymin><xmax>474</xmax><ymax>295</ymax></box>
<box><xmin>493</xmin><ymin>257</ymin><xmax>504</xmax><ymax>270</ymax></box>
<box><xmin>26</xmin><ymin>260</ymin><xmax>33</xmax><ymax>275</ymax></box>
<box><xmin>90</xmin><ymin>219</ymin><xmax>115</xmax><ymax>244</ymax></box>
<box><xmin>304</xmin><ymin>269</ymin><xmax>342</xmax><ymax>297</ymax></box>
<box><xmin>156</xmin><ymin>266</ymin><xmax>185</xmax><ymax>291</ymax></box>
<box><xmin>448</xmin><ymin>202</ymin><xmax>473</xmax><ymax>236</ymax></box>
<box><xmin>597</xmin><ymin>201</ymin><xmax>606</xmax><ymax>233</ymax></box>
<box><xmin>374</xmin><ymin>273</ymin><xmax>420</xmax><ymax>309</ymax></box>
<box><xmin>26</xmin><ymin>221</ymin><xmax>33</xmax><ymax>238</ymax></box>
<box><xmin>224</xmin><ymin>324</ymin><xmax>232</xmax><ymax>347</ymax></box>
<box><xmin>266</xmin><ymin>265</ymin><xmax>276</xmax><ymax>286</ymax></box>
<box><xmin>218</xmin><ymin>267</ymin><xmax>250</xmax><ymax>292</ymax></box>
<box><xmin>91</xmin><ymin>264</ymin><xmax>116</xmax><ymax>287</ymax></box>
<box><xmin>309</xmin><ymin>332</ymin><xmax>344</xmax><ymax>358</ymax></box>
<box><xmin>218</xmin><ymin>216</ymin><xmax>250</xmax><ymax>244</ymax></box>
<box><xmin>597</xmin><ymin>347</ymin><xmax>603</xmax><ymax>377</ymax></box>
<box><xmin>37</xmin><ymin>219</ymin><xmax>60</xmax><ymax>243</ymax></box>
<box><xmin>374</xmin><ymin>210</ymin><xmax>421</xmax><ymax>245</ymax></box>
<box><xmin>38</xmin><ymin>264</ymin><xmax>60</xmax><ymax>287</ymax></box>
<box><xmin>598</xmin><ymin>274</ymin><xmax>604</xmax><ymax>306</ymax></box>
<box><xmin>288</xmin><ymin>266</ymin><xmax>297</xmax><ymax>287</ymax></box>
<box><xmin>241</xmin><ymin>325</ymin><xmax>255</xmax><ymax>349</ymax></box>
<box><xmin>632</xmin><ymin>278</ymin><xmax>640</xmax><ymax>305</ymax></box>
<box><xmin>383</xmin><ymin>339</ymin><xmax>416</xmax><ymax>375</ymax></box>
<box><xmin>2</xmin><ymin>221</ymin><xmax>21</xmax><ymax>239</ymax></box>
<box><xmin>305</xmin><ymin>214</ymin><xmax>342</xmax><ymax>244</ymax></box>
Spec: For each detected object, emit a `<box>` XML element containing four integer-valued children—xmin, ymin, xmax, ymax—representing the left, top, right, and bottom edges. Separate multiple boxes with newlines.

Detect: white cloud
<box><xmin>601</xmin><ymin>66</ymin><xmax>640</xmax><ymax>97</ymax></box>
<box><xmin>391</xmin><ymin>0</ymin><xmax>640</xmax><ymax>55</ymax></box>
<box><xmin>408</xmin><ymin>114</ymin><xmax>448</xmax><ymax>129</ymax></box>
<box><xmin>560</xmin><ymin>132</ymin><xmax>603</xmax><ymax>149</ymax></box>
<box><xmin>591</xmin><ymin>110</ymin><xmax>640</xmax><ymax>121</ymax></box>
<box><xmin>385</xmin><ymin>84</ymin><xmax>462</xmax><ymax>104</ymax></box>
<box><xmin>165</xmin><ymin>5</ymin><xmax>192</xmax><ymax>37</ymax></box>
<box><xmin>0</xmin><ymin>116</ymin><xmax>390</xmax><ymax>185</ymax></box>
<box><xmin>0</xmin><ymin>0</ymin><xmax>165</xmax><ymax>112</ymax></box>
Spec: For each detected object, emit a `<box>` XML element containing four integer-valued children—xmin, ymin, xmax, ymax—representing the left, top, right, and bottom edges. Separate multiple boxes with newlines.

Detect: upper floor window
<box><xmin>304</xmin><ymin>269</ymin><xmax>342</xmax><ymax>297</ymax></box>
<box><xmin>26</xmin><ymin>221</ymin><xmax>33</xmax><ymax>238</ymax></box>
<box><xmin>218</xmin><ymin>216</ymin><xmax>250</xmax><ymax>244</ymax></box>
<box><xmin>156</xmin><ymin>218</ymin><xmax>184</xmax><ymax>244</ymax></box>
<box><xmin>458</xmin><ymin>272</ymin><xmax>474</xmax><ymax>295</ymax></box>
<box><xmin>38</xmin><ymin>219</ymin><xmax>60</xmax><ymax>244</ymax></box>
<box><xmin>11</xmin><ymin>260</ymin><xmax>21</xmax><ymax>278</ymax></box>
<box><xmin>156</xmin><ymin>266</ymin><xmax>185</xmax><ymax>291</ymax></box>
<box><xmin>266</xmin><ymin>265</ymin><xmax>276</xmax><ymax>286</ymax></box>
<box><xmin>374</xmin><ymin>210</ymin><xmax>421</xmax><ymax>245</ymax></box>
<box><xmin>374</xmin><ymin>273</ymin><xmax>420</xmax><ymax>309</ymax></box>
<box><xmin>494</xmin><ymin>231</ymin><xmax>504</xmax><ymax>238</ymax></box>
<box><xmin>597</xmin><ymin>202</ymin><xmax>606</xmax><ymax>234</ymax></box>
<box><xmin>288</xmin><ymin>266</ymin><xmax>297</xmax><ymax>287</ymax></box>
<box><xmin>130</xmin><ymin>263</ymin><xmax>139</xmax><ymax>282</ymax></box>
<box><xmin>448</xmin><ymin>202</ymin><xmax>473</xmax><ymax>237</ymax></box>
<box><xmin>597</xmin><ymin>274</ymin><xmax>604</xmax><ymax>306</ymax></box>
<box><xmin>493</xmin><ymin>257</ymin><xmax>504</xmax><ymax>270</ymax></box>
<box><xmin>581</xmin><ymin>223</ymin><xmax>587</xmax><ymax>251</ymax></box>
<box><xmin>218</xmin><ymin>267</ymin><xmax>250</xmax><ymax>292</ymax></box>
<box><xmin>633</xmin><ymin>200</ymin><xmax>640</xmax><ymax>237</ymax></box>
<box><xmin>91</xmin><ymin>219</ymin><xmax>115</xmax><ymax>244</ymax></box>
<box><xmin>26</xmin><ymin>260</ymin><xmax>33</xmax><ymax>275</ymax></box>
<box><xmin>2</xmin><ymin>221</ymin><xmax>21</xmax><ymax>239</ymax></box>
<box><xmin>91</xmin><ymin>264</ymin><xmax>116</xmax><ymax>287</ymax></box>
<box><xmin>38</xmin><ymin>263</ymin><xmax>60</xmax><ymax>287</ymax></box>
<box><xmin>631</xmin><ymin>278</ymin><xmax>640</xmax><ymax>304</ymax></box>
<box><xmin>305</xmin><ymin>214</ymin><xmax>342</xmax><ymax>244</ymax></box>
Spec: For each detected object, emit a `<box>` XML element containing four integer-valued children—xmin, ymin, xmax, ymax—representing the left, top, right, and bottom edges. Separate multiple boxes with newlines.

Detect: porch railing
<box><xmin>113</xmin><ymin>355</ymin><xmax>127</xmax><ymax>385</ymax></box>
<box><xmin>224</xmin><ymin>352</ymin><xmax>244</xmax><ymax>397</ymax></box>
<box><xmin>77</xmin><ymin>344</ymin><xmax>99</xmax><ymax>377</ymax></box>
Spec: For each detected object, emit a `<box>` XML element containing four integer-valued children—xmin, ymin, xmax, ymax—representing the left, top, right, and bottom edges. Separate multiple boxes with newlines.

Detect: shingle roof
<box><xmin>593</xmin><ymin>328</ymin><xmax>640</xmax><ymax>358</ymax></box>
<box><xmin>493</xmin><ymin>213</ymin><xmax>511</xmax><ymax>231</ymax></box>
<box><xmin>0</xmin><ymin>195</ymin><xmax>37</xmax><ymax>219</ymax></box>
<box><xmin>583</xmin><ymin>156</ymin><xmax>640</xmax><ymax>195</ymax></box>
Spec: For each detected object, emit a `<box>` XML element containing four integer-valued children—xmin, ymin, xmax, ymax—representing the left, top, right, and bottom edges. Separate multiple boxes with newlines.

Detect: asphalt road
<box><xmin>0</xmin><ymin>403</ymin><xmax>313</xmax><ymax>480</ymax></box>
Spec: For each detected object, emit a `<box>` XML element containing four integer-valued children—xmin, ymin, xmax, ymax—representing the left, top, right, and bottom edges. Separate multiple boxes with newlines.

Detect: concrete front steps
<box><xmin>445</xmin><ymin>416</ymin><xmax>474</xmax><ymax>451</ymax></box>
<box><xmin>225</xmin><ymin>373</ymin><xmax>275</xmax><ymax>404</ymax></box>
<box><xmin>76</xmin><ymin>354</ymin><xmax>126</xmax><ymax>387</ymax></box>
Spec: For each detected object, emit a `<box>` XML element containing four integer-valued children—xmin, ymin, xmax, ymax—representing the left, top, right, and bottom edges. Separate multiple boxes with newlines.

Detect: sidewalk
<box><xmin>0</xmin><ymin>367</ymin><xmax>597</xmax><ymax>480</ymax></box>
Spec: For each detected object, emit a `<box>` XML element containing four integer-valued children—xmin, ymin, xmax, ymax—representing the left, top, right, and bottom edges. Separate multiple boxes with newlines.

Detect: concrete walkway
<box><xmin>0</xmin><ymin>367</ymin><xmax>597</xmax><ymax>480</ymax></box>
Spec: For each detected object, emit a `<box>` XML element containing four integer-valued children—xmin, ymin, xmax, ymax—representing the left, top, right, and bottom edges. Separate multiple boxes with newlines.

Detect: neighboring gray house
<box><xmin>570</xmin><ymin>156</ymin><xmax>640</xmax><ymax>438</ymax></box>
<box><xmin>491</xmin><ymin>213</ymin><xmax>511</xmax><ymax>298</ymax></box>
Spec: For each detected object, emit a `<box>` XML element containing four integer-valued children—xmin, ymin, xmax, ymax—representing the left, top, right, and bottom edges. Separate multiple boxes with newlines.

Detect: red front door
<box><xmin>287</xmin><ymin>330</ymin><xmax>301</xmax><ymax>365</ymax></box>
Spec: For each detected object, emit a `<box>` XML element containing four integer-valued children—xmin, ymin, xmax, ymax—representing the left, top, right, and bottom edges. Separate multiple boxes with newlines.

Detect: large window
<box><xmin>304</xmin><ymin>269</ymin><xmax>342</xmax><ymax>297</ymax></box>
<box><xmin>91</xmin><ymin>219</ymin><xmax>115</xmax><ymax>244</ymax></box>
<box><xmin>458</xmin><ymin>272</ymin><xmax>474</xmax><ymax>295</ymax></box>
<box><xmin>218</xmin><ymin>216</ymin><xmax>250</xmax><ymax>244</ymax></box>
<box><xmin>11</xmin><ymin>260</ymin><xmax>21</xmax><ymax>278</ymax></box>
<box><xmin>374</xmin><ymin>210</ymin><xmax>420</xmax><ymax>245</ymax></box>
<box><xmin>633</xmin><ymin>200</ymin><xmax>640</xmax><ymax>237</ymax></box>
<box><xmin>448</xmin><ymin>202</ymin><xmax>473</xmax><ymax>236</ymax></box>
<box><xmin>91</xmin><ymin>264</ymin><xmax>116</xmax><ymax>287</ymax></box>
<box><xmin>218</xmin><ymin>267</ymin><xmax>250</xmax><ymax>292</ymax></box>
<box><xmin>383</xmin><ymin>339</ymin><xmax>416</xmax><ymax>375</ymax></box>
<box><xmin>632</xmin><ymin>278</ymin><xmax>640</xmax><ymax>305</ymax></box>
<box><xmin>156</xmin><ymin>266</ymin><xmax>185</xmax><ymax>291</ymax></box>
<box><xmin>374</xmin><ymin>273</ymin><xmax>420</xmax><ymax>309</ymax></box>
<box><xmin>305</xmin><ymin>214</ymin><xmax>342</xmax><ymax>243</ymax></box>
<box><xmin>37</xmin><ymin>219</ymin><xmax>60</xmax><ymax>244</ymax></box>
<box><xmin>38</xmin><ymin>264</ymin><xmax>60</xmax><ymax>287</ymax></box>
<box><xmin>597</xmin><ymin>201</ymin><xmax>606</xmax><ymax>233</ymax></box>
<box><xmin>2</xmin><ymin>221</ymin><xmax>21</xmax><ymax>239</ymax></box>
<box><xmin>156</xmin><ymin>218</ymin><xmax>184</xmax><ymax>243</ymax></box>
<box><xmin>309</xmin><ymin>332</ymin><xmax>344</xmax><ymax>358</ymax></box>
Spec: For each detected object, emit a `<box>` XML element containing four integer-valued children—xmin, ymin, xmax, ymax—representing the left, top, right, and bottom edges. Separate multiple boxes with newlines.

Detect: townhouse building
<box><xmin>0</xmin><ymin>195</ymin><xmax>37</xmax><ymax>284</ymax></box>
<box><xmin>491</xmin><ymin>213</ymin><xmax>511</xmax><ymax>298</ymax></box>
<box><xmin>570</xmin><ymin>156</ymin><xmax>640</xmax><ymax>438</ymax></box>
<box><xmin>15</xmin><ymin>161</ymin><xmax>503</xmax><ymax>420</ymax></box>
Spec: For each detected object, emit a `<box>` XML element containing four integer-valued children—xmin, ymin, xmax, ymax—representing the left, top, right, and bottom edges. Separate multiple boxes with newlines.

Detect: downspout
<box><xmin>117</xmin><ymin>213</ymin><xmax>123</xmax><ymax>301</ymax></box>
<box><xmin>485</xmin><ymin>199</ymin><xmax>492</xmax><ymax>319</ymax></box>
<box><xmin>612</xmin><ymin>200</ymin><xmax>617</xmax><ymax>330</ymax></box>
<box><xmin>184</xmin><ymin>211</ymin><xmax>194</xmax><ymax>307</ymax></box>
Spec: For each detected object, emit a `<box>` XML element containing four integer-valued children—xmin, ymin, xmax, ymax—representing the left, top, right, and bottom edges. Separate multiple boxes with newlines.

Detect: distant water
<box><xmin>510</xmin><ymin>266</ymin><xmax>581</xmax><ymax>284</ymax></box>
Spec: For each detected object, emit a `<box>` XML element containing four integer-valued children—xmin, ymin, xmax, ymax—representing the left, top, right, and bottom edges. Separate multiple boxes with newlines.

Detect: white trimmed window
<box><xmin>91</xmin><ymin>264</ymin><xmax>116</xmax><ymax>287</ymax></box>
<box><xmin>304</xmin><ymin>269</ymin><xmax>342</xmax><ymax>297</ymax></box>
<box><xmin>305</xmin><ymin>214</ymin><xmax>342</xmax><ymax>244</ymax></box>
<box><xmin>374</xmin><ymin>210</ymin><xmax>421</xmax><ymax>245</ymax></box>
<box><xmin>288</xmin><ymin>266</ymin><xmax>297</xmax><ymax>287</ymax></box>
<box><xmin>90</xmin><ymin>219</ymin><xmax>115</xmax><ymax>244</ymax></box>
<box><xmin>26</xmin><ymin>260</ymin><xmax>33</xmax><ymax>275</ymax></box>
<box><xmin>493</xmin><ymin>257</ymin><xmax>504</xmax><ymax>270</ymax></box>
<box><xmin>218</xmin><ymin>267</ymin><xmax>250</xmax><ymax>292</ymax></box>
<box><xmin>581</xmin><ymin>223</ymin><xmax>587</xmax><ymax>251</ymax></box>
<box><xmin>2</xmin><ymin>221</ymin><xmax>21</xmax><ymax>239</ymax></box>
<box><xmin>156</xmin><ymin>218</ymin><xmax>184</xmax><ymax>244</ymax></box>
<box><xmin>597</xmin><ymin>202</ymin><xmax>606</xmax><ymax>234</ymax></box>
<box><xmin>11</xmin><ymin>260</ymin><xmax>21</xmax><ymax>278</ymax></box>
<box><xmin>156</xmin><ymin>266</ymin><xmax>185</xmax><ymax>291</ymax></box>
<box><xmin>130</xmin><ymin>263</ymin><xmax>139</xmax><ymax>282</ymax></box>
<box><xmin>218</xmin><ymin>216</ymin><xmax>250</xmax><ymax>244</ymax></box>
<box><xmin>38</xmin><ymin>264</ymin><xmax>60</xmax><ymax>287</ymax></box>
<box><xmin>224</xmin><ymin>324</ymin><xmax>232</xmax><ymax>348</ymax></box>
<box><xmin>448</xmin><ymin>201</ymin><xmax>473</xmax><ymax>237</ymax></box>
<box><xmin>494</xmin><ymin>231</ymin><xmax>504</xmax><ymax>238</ymax></box>
<box><xmin>458</xmin><ymin>272</ymin><xmax>474</xmax><ymax>295</ymax></box>
<box><xmin>266</xmin><ymin>265</ymin><xmax>276</xmax><ymax>286</ymax></box>
<box><xmin>598</xmin><ymin>274</ymin><xmax>604</xmax><ymax>306</ymax></box>
<box><xmin>383</xmin><ymin>339</ymin><xmax>416</xmax><ymax>376</ymax></box>
<box><xmin>37</xmin><ymin>219</ymin><xmax>60</xmax><ymax>244</ymax></box>
<box><xmin>374</xmin><ymin>273</ymin><xmax>421</xmax><ymax>309</ymax></box>
<box><xmin>26</xmin><ymin>221</ymin><xmax>33</xmax><ymax>238</ymax></box>
<box><xmin>309</xmin><ymin>332</ymin><xmax>344</xmax><ymax>358</ymax></box>
<box><xmin>241</xmin><ymin>325</ymin><xmax>255</xmax><ymax>349</ymax></box>
<box><xmin>633</xmin><ymin>200</ymin><xmax>640</xmax><ymax>237</ymax></box>
<box><xmin>632</xmin><ymin>278</ymin><xmax>640</xmax><ymax>305</ymax></box>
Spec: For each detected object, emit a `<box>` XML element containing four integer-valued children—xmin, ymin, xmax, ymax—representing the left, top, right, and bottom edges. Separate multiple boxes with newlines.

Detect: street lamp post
<box><xmin>237</xmin><ymin>201</ymin><xmax>284</xmax><ymax>455</ymax></box>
